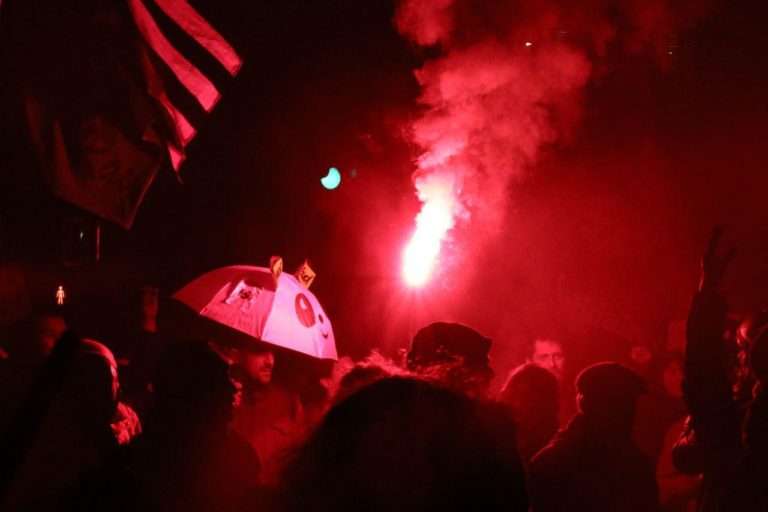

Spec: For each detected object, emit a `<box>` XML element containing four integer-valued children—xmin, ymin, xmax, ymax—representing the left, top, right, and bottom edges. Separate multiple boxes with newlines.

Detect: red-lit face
<box><xmin>530</xmin><ymin>339</ymin><xmax>565</xmax><ymax>381</ymax></box>
<box><xmin>662</xmin><ymin>360</ymin><xmax>683</xmax><ymax>399</ymax></box>
<box><xmin>241</xmin><ymin>350</ymin><xmax>275</xmax><ymax>385</ymax></box>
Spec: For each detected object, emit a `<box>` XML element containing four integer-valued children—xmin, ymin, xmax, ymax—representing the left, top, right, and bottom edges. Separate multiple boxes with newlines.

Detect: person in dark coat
<box><xmin>529</xmin><ymin>362</ymin><xmax>660</xmax><ymax>512</ymax></box>
<box><xmin>499</xmin><ymin>363</ymin><xmax>560</xmax><ymax>464</ymax></box>
<box><xmin>672</xmin><ymin>228</ymin><xmax>768</xmax><ymax>511</ymax></box>
<box><xmin>113</xmin><ymin>286</ymin><xmax>165</xmax><ymax>418</ymax></box>
<box><xmin>277</xmin><ymin>377</ymin><xmax>528</xmax><ymax>512</ymax></box>
<box><xmin>633</xmin><ymin>352</ymin><xmax>688</xmax><ymax>463</ymax></box>
<box><xmin>85</xmin><ymin>340</ymin><xmax>260</xmax><ymax>512</ymax></box>
<box><xmin>0</xmin><ymin>309</ymin><xmax>68</xmax><ymax>434</ymax></box>
<box><xmin>1</xmin><ymin>335</ymin><xmax>120</xmax><ymax>511</ymax></box>
<box><xmin>230</xmin><ymin>343</ymin><xmax>304</xmax><ymax>486</ymax></box>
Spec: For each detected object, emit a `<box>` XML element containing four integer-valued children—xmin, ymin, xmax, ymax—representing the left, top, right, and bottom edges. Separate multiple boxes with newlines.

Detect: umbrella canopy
<box><xmin>173</xmin><ymin>265</ymin><xmax>337</xmax><ymax>360</ymax></box>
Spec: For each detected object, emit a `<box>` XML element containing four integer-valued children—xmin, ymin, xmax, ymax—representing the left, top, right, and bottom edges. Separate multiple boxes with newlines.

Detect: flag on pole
<box><xmin>128</xmin><ymin>0</ymin><xmax>242</xmax><ymax>170</ymax></box>
<box><xmin>6</xmin><ymin>0</ymin><xmax>242</xmax><ymax>228</ymax></box>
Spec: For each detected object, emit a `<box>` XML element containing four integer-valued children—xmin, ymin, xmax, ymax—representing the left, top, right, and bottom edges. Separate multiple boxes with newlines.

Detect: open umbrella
<box><xmin>173</xmin><ymin>264</ymin><xmax>337</xmax><ymax>360</ymax></box>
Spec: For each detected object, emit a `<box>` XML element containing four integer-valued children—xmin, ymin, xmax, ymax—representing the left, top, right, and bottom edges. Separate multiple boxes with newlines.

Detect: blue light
<box><xmin>321</xmin><ymin>167</ymin><xmax>341</xmax><ymax>190</ymax></box>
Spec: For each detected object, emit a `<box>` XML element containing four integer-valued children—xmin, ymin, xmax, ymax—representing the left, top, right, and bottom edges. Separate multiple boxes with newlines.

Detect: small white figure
<box><xmin>56</xmin><ymin>285</ymin><xmax>66</xmax><ymax>305</ymax></box>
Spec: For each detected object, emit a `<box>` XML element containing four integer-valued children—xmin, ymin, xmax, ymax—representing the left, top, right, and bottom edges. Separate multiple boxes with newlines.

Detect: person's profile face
<box><xmin>531</xmin><ymin>339</ymin><xmax>565</xmax><ymax>380</ymax></box>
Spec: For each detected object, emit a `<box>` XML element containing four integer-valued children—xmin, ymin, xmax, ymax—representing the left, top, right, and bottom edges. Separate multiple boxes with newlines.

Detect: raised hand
<box><xmin>699</xmin><ymin>226</ymin><xmax>735</xmax><ymax>292</ymax></box>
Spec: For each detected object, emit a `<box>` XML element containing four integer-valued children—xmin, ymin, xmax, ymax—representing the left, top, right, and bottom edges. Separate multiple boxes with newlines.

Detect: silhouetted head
<box><xmin>407</xmin><ymin>322</ymin><xmax>494</xmax><ymax>398</ymax></box>
<box><xmin>500</xmin><ymin>363</ymin><xmax>560</xmax><ymax>461</ymax></box>
<box><xmin>151</xmin><ymin>340</ymin><xmax>238</xmax><ymax>430</ymax></box>
<box><xmin>575</xmin><ymin>362</ymin><xmax>646</xmax><ymax>437</ymax></box>
<box><xmin>0</xmin><ymin>335</ymin><xmax>119</xmax><ymax>509</ymax></box>
<box><xmin>501</xmin><ymin>363</ymin><xmax>559</xmax><ymax>426</ymax></box>
<box><xmin>334</xmin><ymin>364</ymin><xmax>391</xmax><ymax>404</ymax></box>
<box><xmin>279</xmin><ymin>377</ymin><xmax>527</xmax><ymax>512</ymax></box>
<box><xmin>11</xmin><ymin>307</ymin><xmax>69</xmax><ymax>359</ymax></box>
<box><xmin>43</xmin><ymin>337</ymin><xmax>119</xmax><ymax>438</ymax></box>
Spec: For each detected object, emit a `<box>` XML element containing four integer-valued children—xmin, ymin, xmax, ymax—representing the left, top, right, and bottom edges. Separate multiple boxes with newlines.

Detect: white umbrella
<box><xmin>173</xmin><ymin>264</ymin><xmax>337</xmax><ymax>360</ymax></box>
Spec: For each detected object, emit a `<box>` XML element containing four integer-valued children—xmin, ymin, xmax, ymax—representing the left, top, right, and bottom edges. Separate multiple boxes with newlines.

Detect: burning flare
<box><xmin>402</xmin><ymin>181</ymin><xmax>456</xmax><ymax>287</ymax></box>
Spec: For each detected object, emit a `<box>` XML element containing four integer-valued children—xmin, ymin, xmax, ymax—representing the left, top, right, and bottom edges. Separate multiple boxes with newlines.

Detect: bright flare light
<box><xmin>402</xmin><ymin>196</ymin><xmax>454</xmax><ymax>287</ymax></box>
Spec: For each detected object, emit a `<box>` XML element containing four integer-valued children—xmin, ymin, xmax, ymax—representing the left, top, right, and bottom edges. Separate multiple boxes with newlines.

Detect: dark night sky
<box><xmin>1</xmin><ymin>0</ymin><xmax>767</xmax><ymax>367</ymax></box>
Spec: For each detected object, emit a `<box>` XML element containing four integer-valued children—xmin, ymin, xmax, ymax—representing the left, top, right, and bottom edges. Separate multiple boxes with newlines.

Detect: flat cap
<box><xmin>407</xmin><ymin>322</ymin><xmax>491</xmax><ymax>371</ymax></box>
<box><xmin>575</xmin><ymin>362</ymin><xmax>646</xmax><ymax>401</ymax></box>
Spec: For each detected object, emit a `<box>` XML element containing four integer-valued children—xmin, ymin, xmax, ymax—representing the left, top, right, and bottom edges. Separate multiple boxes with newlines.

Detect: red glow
<box><xmin>395</xmin><ymin>1</ymin><xmax>593</xmax><ymax>286</ymax></box>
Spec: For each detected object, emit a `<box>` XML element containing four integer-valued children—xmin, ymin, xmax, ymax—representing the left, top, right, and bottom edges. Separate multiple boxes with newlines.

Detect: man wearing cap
<box><xmin>406</xmin><ymin>322</ymin><xmax>495</xmax><ymax>399</ymax></box>
<box><xmin>528</xmin><ymin>362</ymin><xmax>660</xmax><ymax>512</ymax></box>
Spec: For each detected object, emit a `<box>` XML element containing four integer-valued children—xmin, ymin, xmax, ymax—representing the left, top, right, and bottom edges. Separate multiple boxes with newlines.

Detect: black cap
<box><xmin>407</xmin><ymin>322</ymin><xmax>492</xmax><ymax>371</ymax></box>
<box><xmin>575</xmin><ymin>362</ymin><xmax>646</xmax><ymax>402</ymax></box>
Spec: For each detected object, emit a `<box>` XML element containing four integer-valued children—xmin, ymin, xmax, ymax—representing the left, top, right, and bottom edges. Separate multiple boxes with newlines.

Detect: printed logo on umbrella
<box><xmin>295</xmin><ymin>293</ymin><xmax>316</xmax><ymax>328</ymax></box>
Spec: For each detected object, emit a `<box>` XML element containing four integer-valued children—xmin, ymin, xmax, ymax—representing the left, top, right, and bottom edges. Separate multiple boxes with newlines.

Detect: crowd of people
<box><xmin>1</xmin><ymin>228</ymin><xmax>767</xmax><ymax>511</ymax></box>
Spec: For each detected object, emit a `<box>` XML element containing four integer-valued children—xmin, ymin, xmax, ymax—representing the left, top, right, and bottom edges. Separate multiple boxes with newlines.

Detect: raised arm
<box><xmin>677</xmin><ymin>227</ymin><xmax>742</xmax><ymax>483</ymax></box>
<box><xmin>683</xmin><ymin>227</ymin><xmax>734</xmax><ymax>417</ymax></box>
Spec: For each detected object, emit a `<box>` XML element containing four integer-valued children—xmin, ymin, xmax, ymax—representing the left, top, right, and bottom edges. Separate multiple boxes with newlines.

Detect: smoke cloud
<box><xmin>395</xmin><ymin>0</ymin><xmax>711</xmax><ymax>280</ymax></box>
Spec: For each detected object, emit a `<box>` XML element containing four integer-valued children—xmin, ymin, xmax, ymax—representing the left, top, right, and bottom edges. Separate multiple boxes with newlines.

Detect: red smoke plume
<box><xmin>396</xmin><ymin>0</ymin><xmax>710</xmax><ymax>286</ymax></box>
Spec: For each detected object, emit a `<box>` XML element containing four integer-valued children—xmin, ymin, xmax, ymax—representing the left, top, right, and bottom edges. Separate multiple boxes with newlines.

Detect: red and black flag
<box><xmin>2</xmin><ymin>0</ymin><xmax>241</xmax><ymax>228</ymax></box>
